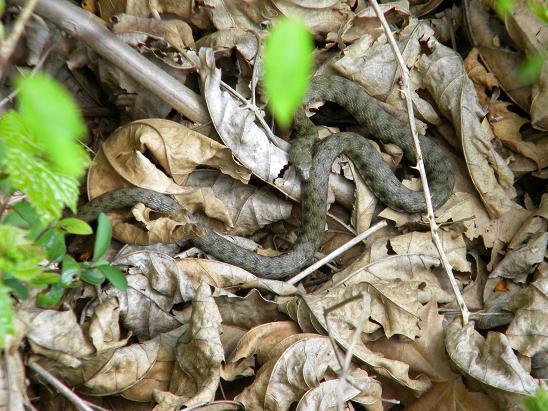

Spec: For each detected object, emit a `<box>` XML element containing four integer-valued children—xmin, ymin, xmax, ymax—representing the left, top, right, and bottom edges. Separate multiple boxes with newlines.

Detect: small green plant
<box><xmin>523</xmin><ymin>389</ymin><xmax>548</xmax><ymax>411</ymax></box>
<box><xmin>263</xmin><ymin>17</ymin><xmax>314</xmax><ymax>129</ymax></box>
<box><xmin>0</xmin><ymin>74</ymin><xmax>127</xmax><ymax>348</ymax></box>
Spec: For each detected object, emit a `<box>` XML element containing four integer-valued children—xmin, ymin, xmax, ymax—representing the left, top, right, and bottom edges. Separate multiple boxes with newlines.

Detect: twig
<box><xmin>368</xmin><ymin>0</ymin><xmax>469</xmax><ymax>324</ymax></box>
<box><xmin>288</xmin><ymin>221</ymin><xmax>387</xmax><ymax>285</ymax></box>
<box><xmin>0</xmin><ymin>42</ymin><xmax>54</xmax><ymax>108</ymax></box>
<box><xmin>28</xmin><ymin>362</ymin><xmax>94</xmax><ymax>411</ymax></box>
<box><xmin>0</xmin><ymin>0</ymin><xmax>39</xmax><ymax>79</ymax></box>
<box><xmin>7</xmin><ymin>0</ymin><xmax>209</xmax><ymax>123</ymax></box>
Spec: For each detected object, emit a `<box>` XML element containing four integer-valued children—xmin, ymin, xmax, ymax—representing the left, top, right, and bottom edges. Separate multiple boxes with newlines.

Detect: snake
<box><xmin>77</xmin><ymin>75</ymin><xmax>455</xmax><ymax>279</ymax></box>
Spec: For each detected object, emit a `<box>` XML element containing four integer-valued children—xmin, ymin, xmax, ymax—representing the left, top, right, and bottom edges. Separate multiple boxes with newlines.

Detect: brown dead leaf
<box><xmin>489</xmin><ymin>101</ymin><xmax>540</xmax><ymax>168</ymax></box>
<box><xmin>176</xmin><ymin>258</ymin><xmax>299</xmax><ymax>296</ymax></box>
<box><xmin>79</xmin><ymin>340</ymin><xmax>160</xmax><ymax>396</ymax></box>
<box><xmin>199</xmin><ymin>47</ymin><xmax>356</xmax><ymax>209</ymax></box>
<box><xmin>99</xmin><ymin>272</ymin><xmax>183</xmax><ymax>340</ymax></box>
<box><xmin>464</xmin><ymin>48</ymin><xmax>500</xmax><ymax>109</ymax></box>
<box><xmin>196</xmin><ymin>28</ymin><xmax>259</xmax><ymax>67</ymax></box>
<box><xmin>296</xmin><ymin>369</ymin><xmax>382</xmax><ymax>411</ymax></box>
<box><xmin>445</xmin><ymin>318</ymin><xmax>539</xmax><ymax>395</ymax></box>
<box><xmin>235</xmin><ymin>335</ymin><xmax>374</xmax><ymax>411</ymax></box>
<box><xmin>334</xmin><ymin>19</ymin><xmax>442</xmax><ymax>127</ymax></box>
<box><xmin>167</xmin><ymin>282</ymin><xmax>224</xmax><ymax>406</ymax></box>
<box><xmin>324</xmin><ymin>254</ymin><xmax>452</xmax><ymax>305</ymax></box>
<box><xmin>389</xmin><ymin>231</ymin><xmax>471</xmax><ymax>272</ymax></box>
<box><xmin>88</xmin><ymin>118</ymin><xmax>294</xmax><ymax>244</ymax></box>
<box><xmin>227</xmin><ymin>321</ymin><xmax>301</xmax><ymax>370</ymax></box>
<box><xmin>505</xmin><ymin>276</ymin><xmax>548</xmax><ymax>357</ymax></box>
<box><xmin>503</xmin><ymin>0</ymin><xmax>548</xmax><ymax>130</ymax></box>
<box><xmin>463</xmin><ymin>0</ymin><xmax>531</xmax><ymax>111</ymax></box>
<box><xmin>369</xmin><ymin>301</ymin><xmax>498</xmax><ymax>409</ymax></box>
<box><xmin>26</xmin><ymin>309</ymin><xmax>96</xmax><ymax>367</ymax></box>
<box><xmin>215</xmin><ymin>289</ymin><xmax>287</xmax><ymax>330</ymax></box>
<box><xmin>416</xmin><ymin>27</ymin><xmax>516</xmax><ymax>218</ymax></box>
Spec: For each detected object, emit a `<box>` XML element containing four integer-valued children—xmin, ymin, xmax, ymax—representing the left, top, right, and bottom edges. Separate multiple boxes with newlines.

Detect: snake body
<box><xmin>78</xmin><ymin>76</ymin><xmax>454</xmax><ymax>279</ymax></box>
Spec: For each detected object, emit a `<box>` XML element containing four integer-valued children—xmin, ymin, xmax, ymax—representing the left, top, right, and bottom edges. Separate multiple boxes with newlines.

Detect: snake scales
<box><xmin>78</xmin><ymin>75</ymin><xmax>454</xmax><ymax>279</ymax></box>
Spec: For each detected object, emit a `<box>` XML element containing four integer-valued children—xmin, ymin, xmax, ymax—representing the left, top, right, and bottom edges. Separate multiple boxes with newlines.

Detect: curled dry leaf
<box><xmin>445</xmin><ymin>318</ymin><xmax>539</xmax><ymax>395</ymax></box>
<box><xmin>199</xmin><ymin>47</ymin><xmax>355</xmax><ymax>208</ymax></box>
<box><xmin>235</xmin><ymin>335</ymin><xmax>358</xmax><ymax>411</ymax></box>
<box><xmin>490</xmin><ymin>232</ymin><xmax>547</xmax><ymax>282</ymax></box>
<box><xmin>87</xmin><ymin>297</ymin><xmax>129</xmax><ymax>352</ymax></box>
<box><xmin>113</xmin><ymin>247</ymin><xmax>195</xmax><ymax>301</ymax></box>
<box><xmin>100</xmin><ymin>272</ymin><xmax>184</xmax><ymax>341</ymax></box>
<box><xmin>280</xmin><ymin>279</ymin><xmax>431</xmax><ymax>394</ymax></box>
<box><xmin>416</xmin><ymin>26</ymin><xmax>515</xmax><ymax>218</ymax></box>
<box><xmin>168</xmin><ymin>282</ymin><xmax>224</xmax><ymax>407</ymax></box>
<box><xmin>296</xmin><ymin>368</ymin><xmax>382</xmax><ymax>411</ymax></box>
<box><xmin>368</xmin><ymin>301</ymin><xmax>498</xmax><ymax>410</ymax></box>
<box><xmin>215</xmin><ymin>289</ymin><xmax>288</xmax><ymax>330</ymax></box>
<box><xmin>26</xmin><ymin>309</ymin><xmax>96</xmax><ymax>368</ymax></box>
<box><xmin>334</xmin><ymin>19</ymin><xmax>442</xmax><ymax>126</ymax></box>
<box><xmin>196</xmin><ymin>28</ymin><xmax>259</xmax><ymax>67</ymax></box>
<box><xmin>324</xmin><ymin>254</ymin><xmax>452</xmax><ymax>305</ymax></box>
<box><xmin>463</xmin><ymin>0</ymin><xmax>531</xmax><ymax>111</ymax></box>
<box><xmin>505</xmin><ymin>276</ymin><xmax>548</xmax><ymax>357</ymax></box>
<box><xmin>88</xmin><ymin>118</ymin><xmax>293</xmax><ymax>244</ymax></box>
<box><xmin>78</xmin><ymin>340</ymin><xmax>160</xmax><ymax>396</ymax></box>
<box><xmin>389</xmin><ymin>231</ymin><xmax>471</xmax><ymax>272</ymax></box>
<box><xmin>503</xmin><ymin>0</ymin><xmax>548</xmax><ymax>130</ymax></box>
<box><xmin>176</xmin><ymin>258</ymin><xmax>300</xmax><ymax>296</ymax></box>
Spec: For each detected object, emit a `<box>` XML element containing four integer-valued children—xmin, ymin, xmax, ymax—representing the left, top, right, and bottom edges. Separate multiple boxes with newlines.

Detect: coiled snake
<box><xmin>78</xmin><ymin>76</ymin><xmax>454</xmax><ymax>279</ymax></box>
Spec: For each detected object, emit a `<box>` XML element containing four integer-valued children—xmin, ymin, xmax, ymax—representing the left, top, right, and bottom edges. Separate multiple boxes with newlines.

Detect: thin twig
<box><xmin>7</xmin><ymin>0</ymin><xmax>209</xmax><ymax>123</ymax></box>
<box><xmin>368</xmin><ymin>0</ymin><xmax>469</xmax><ymax>324</ymax></box>
<box><xmin>28</xmin><ymin>362</ymin><xmax>94</xmax><ymax>411</ymax></box>
<box><xmin>288</xmin><ymin>221</ymin><xmax>387</xmax><ymax>285</ymax></box>
<box><xmin>0</xmin><ymin>0</ymin><xmax>39</xmax><ymax>78</ymax></box>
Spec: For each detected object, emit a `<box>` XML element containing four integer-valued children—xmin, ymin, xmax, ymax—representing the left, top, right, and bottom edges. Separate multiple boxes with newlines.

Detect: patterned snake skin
<box><xmin>77</xmin><ymin>76</ymin><xmax>454</xmax><ymax>279</ymax></box>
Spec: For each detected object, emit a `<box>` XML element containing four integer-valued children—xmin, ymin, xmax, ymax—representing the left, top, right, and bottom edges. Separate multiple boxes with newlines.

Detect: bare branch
<box><xmin>7</xmin><ymin>0</ymin><xmax>209</xmax><ymax>123</ymax></box>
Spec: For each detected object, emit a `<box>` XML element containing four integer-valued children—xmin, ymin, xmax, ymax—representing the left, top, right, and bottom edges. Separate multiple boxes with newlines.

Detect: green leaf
<box><xmin>0</xmin><ymin>225</ymin><xmax>45</xmax><ymax>281</ymax></box>
<box><xmin>3</xmin><ymin>201</ymin><xmax>45</xmax><ymax>238</ymax></box>
<box><xmin>263</xmin><ymin>18</ymin><xmax>313</xmax><ymax>129</ymax></box>
<box><xmin>81</xmin><ymin>268</ymin><xmax>105</xmax><ymax>285</ymax></box>
<box><xmin>61</xmin><ymin>255</ymin><xmax>81</xmax><ymax>287</ymax></box>
<box><xmin>29</xmin><ymin>272</ymin><xmax>60</xmax><ymax>288</ymax></box>
<box><xmin>36</xmin><ymin>282</ymin><xmax>65</xmax><ymax>308</ymax></box>
<box><xmin>16</xmin><ymin>74</ymin><xmax>88</xmax><ymax>178</ymax></box>
<box><xmin>93</xmin><ymin>213</ymin><xmax>112</xmax><ymax>261</ymax></box>
<box><xmin>0</xmin><ymin>112</ymin><xmax>80</xmax><ymax>223</ymax></box>
<box><xmin>57</xmin><ymin>218</ymin><xmax>93</xmax><ymax>235</ymax></box>
<box><xmin>36</xmin><ymin>229</ymin><xmax>66</xmax><ymax>262</ymax></box>
<box><xmin>0</xmin><ymin>285</ymin><xmax>14</xmax><ymax>349</ymax></box>
<box><xmin>3</xmin><ymin>276</ymin><xmax>28</xmax><ymax>299</ymax></box>
<box><xmin>96</xmin><ymin>265</ymin><xmax>127</xmax><ymax>291</ymax></box>
<box><xmin>524</xmin><ymin>389</ymin><xmax>548</xmax><ymax>411</ymax></box>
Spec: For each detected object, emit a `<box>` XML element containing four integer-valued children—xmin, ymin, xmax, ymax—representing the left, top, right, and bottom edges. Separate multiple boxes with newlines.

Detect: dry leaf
<box><xmin>445</xmin><ymin>319</ymin><xmax>539</xmax><ymax>395</ymax></box>
<box><xmin>416</xmin><ymin>26</ymin><xmax>515</xmax><ymax>218</ymax></box>
<box><xmin>463</xmin><ymin>0</ymin><xmax>531</xmax><ymax>111</ymax></box>
<box><xmin>296</xmin><ymin>369</ymin><xmax>382</xmax><ymax>411</ymax></box>
<box><xmin>505</xmin><ymin>276</ymin><xmax>548</xmax><ymax>357</ymax></box>
<box><xmin>176</xmin><ymin>258</ymin><xmax>300</xmax><ymax>296</ymax></box>
<box><xmin>79</xmin><ymin>340</ymin><xmax>160</xmax><ymax>396</ymax></box>
<box><xmin>168</xmin><ymin>282</ymin><xmax>224</xmax><ymax>406</ymax></box>
<box><xmin>389</xmin><ymin>231</ymin><xmax>471</xmax><ymax>272</ymax></box>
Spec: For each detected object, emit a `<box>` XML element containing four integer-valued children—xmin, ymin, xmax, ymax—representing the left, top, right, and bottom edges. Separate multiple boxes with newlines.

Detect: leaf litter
<box><xmin>4</xmin><ymin>0</ymin><xmax>547</xmax><ymax>410</ymax></box>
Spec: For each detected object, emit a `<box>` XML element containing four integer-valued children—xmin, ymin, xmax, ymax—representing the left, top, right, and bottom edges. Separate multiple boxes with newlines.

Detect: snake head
<box><xmin>289</xmin><ymin>145</ymin><xmax>313</xmax><ymax>181</ymax></box>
